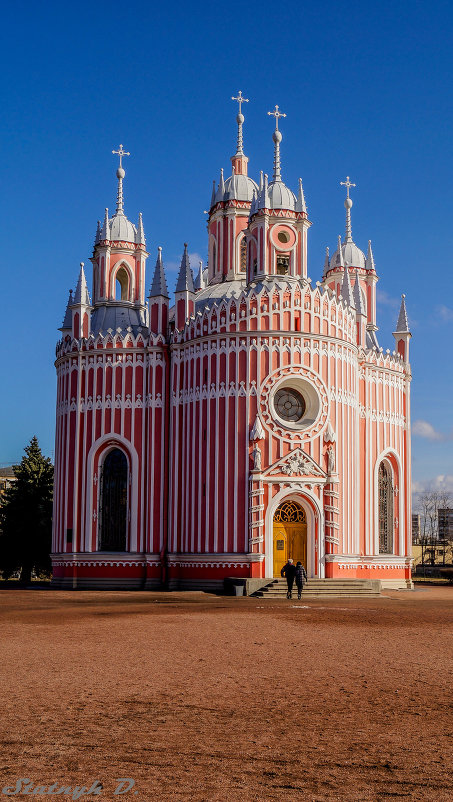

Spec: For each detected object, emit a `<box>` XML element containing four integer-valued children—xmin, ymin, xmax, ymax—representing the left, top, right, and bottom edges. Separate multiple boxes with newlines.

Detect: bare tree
<box><xmin>417</xmin><ymin>490</ymin><xmax>453</xmax><ymax>568</ymax></box>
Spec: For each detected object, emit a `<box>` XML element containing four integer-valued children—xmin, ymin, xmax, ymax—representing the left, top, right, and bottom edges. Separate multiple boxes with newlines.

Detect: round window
<box><xmin>277</xmin><ymin>231</ymin><xmax>290</xmax><ymax>243</ymax></box>
<box><xmin>274</xmin><ymin>388</ymin><xmax>306</xmax><ymax>422</ymax></box>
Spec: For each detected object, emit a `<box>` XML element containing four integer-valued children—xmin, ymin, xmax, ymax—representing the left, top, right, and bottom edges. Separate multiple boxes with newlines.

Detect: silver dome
<box><xmin>219</xmin><ymin>173</ymin><xmax>258</xmax><ymax>202</ymax></box>
<box><xmin>109</xmin><ymin>212</ymin><xmax>137</xmax><ymax>244</ymax></box>
<box><xmin>330</xmin><ymin>240</ymin><xmax>366</xmax><ymax>269</ymax></box>
<box><xmin>266</xmin><ymin>180</ymin><xmax>296</xmax><ymax>211</ymax></box>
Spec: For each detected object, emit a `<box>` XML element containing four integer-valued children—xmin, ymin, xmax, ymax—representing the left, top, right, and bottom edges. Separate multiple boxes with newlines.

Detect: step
<box><xmin>252</xmin><ymin>578</ymin><xmax>382</xmax><ymax>598</ymax></box>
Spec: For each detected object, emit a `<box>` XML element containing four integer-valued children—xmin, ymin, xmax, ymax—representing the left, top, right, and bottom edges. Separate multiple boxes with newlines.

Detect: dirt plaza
<box><xmin>0</xmin><ymin>587</ymin><xmax>452</xmax><ymax>801</ymax></box>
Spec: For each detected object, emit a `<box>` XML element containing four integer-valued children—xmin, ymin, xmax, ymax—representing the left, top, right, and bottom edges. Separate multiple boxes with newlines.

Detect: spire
<box><xmin>95</xmin><ymin>220</ymin><xmax>101</xmax><ymax>245</ymax></box>
<box><xmin>340</xmin><ymin>176</ymin><xmax>356</xmax><ymax>242</ymax></box>
<box><xmin>137</xmin><ymin>213</ymin><xmax>145</xmax><ymax>245</ymax></box>
<box><xmin>395</xmin><ymin>294</ymin><xmax>410</xmax><ymax>332</ymax></box>
<box><xmin>258</xmin><ymin>173</ymin><xmax>269</xmax><ymax>209</ymax></box>
<box><xmin>101</xmin><ymin>208</ymin><xmax>110</xmax><ymax>241</ymax></box>
<box><xmin>216</xmin><ymin>167</ymin><xmax>225</xmax><ymax>202</ymax></box>
<box><xmin>340</xmin><ymin>265</ymin><xmax>354</xmax><ymax>308</ymax></box>
<box><xmin>337</xmin><ymin>235</ymin><xmax>344</xmax><ymax>267</ymax></box>
<box><xmin>365</xmin><ymin>240</ymin><xmax>375</xmax><ymax>271</ymax></box>
<box><xmin>112</xmin><ymin>144</ymin><xmax>130</xmax><ymax>215</ymax></box>
<box><xmin>149</xmin><ymin>247</ymin><xmax>169</xmax><ymax>299</ymax></box>
<box><xmin>60</xmin><ymin>289</ymin><xmax>73</xmax><ymax>331</ymax></box>
<box><xmin>267</xmin><ymin>105</ymin><xmax>286</xmax><ymax>182</ymax></box>
<box><xmin>231</xmin><ymin>91</ymin><xmax>249</xmax><ymax>157</ymax></box>
<box><xmin>210</xmin><ymin>179</ymin><xmax>216</xmax><ymax>208</ymax></box>
<box><xmin>73</xmin><ymin>263</ymin><xmax>91</xmax><ymax>305</ymax></box>
<box><xmin>259</xmin><ymin>171</ymin><xmax>264</xmax><ymax>192</ymax></box>
<box><xmin>176</xmin><ymin>243</ymin><xmax>195</xmax><ymax>293</ymax></box>
<box><xmin>195</xmin><ymin>260</ymin><xmax>204</xmax><ymax>291</ymax></box>
<box><xmin>353</xmin><ymin>269</ymin><xmax>366</xmax><ymax>315</ymax></box>
<box><xmin>295</xmin><ymin>178</ymin><xmax>307</xmax><ymax>213</ymax></box>
<box><xmin>323</xmin><ymin>247</ymin><xmax>330</xmax><ymax>276</ymax></box>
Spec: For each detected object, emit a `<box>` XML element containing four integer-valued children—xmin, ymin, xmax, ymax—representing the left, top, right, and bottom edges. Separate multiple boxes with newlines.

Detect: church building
<box><xmin>51</xmin><ymin>95</ymin><xmax>412</xmax><ymax>590</ymax></box>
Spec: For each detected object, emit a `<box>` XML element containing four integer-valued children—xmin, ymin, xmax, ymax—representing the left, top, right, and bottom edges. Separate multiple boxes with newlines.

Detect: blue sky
<box><xmin>1</xmin><ymin>0</ymin><xmax>452</xmax><ymax>495</ymax></box>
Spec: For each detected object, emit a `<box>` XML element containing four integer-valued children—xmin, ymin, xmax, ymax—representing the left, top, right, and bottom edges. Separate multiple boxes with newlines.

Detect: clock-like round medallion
<box><xmin>274</xmin><ymin>388</ymin><xmax>306</xmax><ymax>422</ymax></box>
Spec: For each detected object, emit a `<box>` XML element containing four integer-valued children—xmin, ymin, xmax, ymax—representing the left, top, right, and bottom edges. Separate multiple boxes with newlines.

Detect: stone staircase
<box><xmin>252</xmin><ymin>577</ymin><xmax>382</xmax><ymax>598</ymax></box>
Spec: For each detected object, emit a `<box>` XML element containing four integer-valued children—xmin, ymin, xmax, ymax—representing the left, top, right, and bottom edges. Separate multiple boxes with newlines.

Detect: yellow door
<box><xmin>273</xmin><ymin>501</ymin><xmax>307</xmax><ymax>578</ymax></box>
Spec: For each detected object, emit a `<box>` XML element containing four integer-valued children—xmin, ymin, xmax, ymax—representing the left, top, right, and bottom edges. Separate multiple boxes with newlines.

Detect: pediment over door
<box><xmin>263</xmin><ymin>447</ymin><xmax>327</xmax><ymax>482</ymax></box>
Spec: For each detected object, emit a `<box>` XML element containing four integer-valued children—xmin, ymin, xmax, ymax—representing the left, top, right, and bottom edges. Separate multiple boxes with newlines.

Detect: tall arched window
<box><xmin>99</xmin><ymin>449</ymin><xmax>128</xmax><ymax>551</ymax></box>
<box><xmin>115</xmin><ymin>266</ymin><xmax>129</xmax><ymax>300</ymax></box>
<box><xmin>378</xmin><ymin>461</ymin><xmax>393</xmax><ymax>554</ymax></box>
<box><xmin>240</xmin><ymin>238</ymin><xmax>247</xmax><ymax>272</ymax></box>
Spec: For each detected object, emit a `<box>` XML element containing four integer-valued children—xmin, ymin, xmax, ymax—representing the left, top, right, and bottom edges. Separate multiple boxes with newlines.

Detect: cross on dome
<box><xmin>267</xmin><ymin>105</ymin><xmax>286</xmax><ymax>182</ymax></box>
<box><xmin>340</xmin><ymin>176</ymin><xmax>356</xmax><ymax>200</ymax></box>
<box><xmin>267</xmin><ymin>105</ymin><xmax>286</xmax><ymax>130</ymax></box>
<box><xmin>112</xmin><ymin>144</ymin><xmax>130</xmax><ymax>170</ymax></box>
<box><xmin>340</xmin><ymin>176</ymin><xmax>356</xmax><ymax>242</ymax></box>
<box><xmin>231</xmin><ymin>91</ymin><xmax>249</xmax><ymax>158</ymax></box>
<box><xmin>231</xmin><ymin>91</ymin><xmax>249</xmax><ymax>115</ymax></box>
<box><xmin>112</xmin><ymin>144</ymin><xmax>130</xmax><ymax>215</ymax></box>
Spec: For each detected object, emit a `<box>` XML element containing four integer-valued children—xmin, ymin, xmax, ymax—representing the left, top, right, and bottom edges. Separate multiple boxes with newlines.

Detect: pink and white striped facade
<box><xmin>52</xmin><ymin>107</ymin><xmax>412</xmax><ymax>590</ymax></box>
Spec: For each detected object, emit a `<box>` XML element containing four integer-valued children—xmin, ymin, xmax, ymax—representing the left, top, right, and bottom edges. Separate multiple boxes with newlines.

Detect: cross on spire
<box><xmin>267</xmin><ymin>105</ymin><xmax>286</xmax><ymax>130</ymax></box>
<box><xmin>231</xmin><ymin>91</ymin><xmax>249</xmax><ymax>114</ymax></box>
<box><xmin>112</xmin><ymin>144</ymin><xmax>130</xmax><ymax>169</ymax></box>
<box><xmin>340</xmin><ymin>176</ymin><xmax>356</xmax><ymax>199</ymax></box>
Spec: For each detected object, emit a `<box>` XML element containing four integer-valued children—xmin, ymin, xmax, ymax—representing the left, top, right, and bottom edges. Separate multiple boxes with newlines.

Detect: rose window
<box><xmin>274</xmin><ymin>388</ymin><xmax>306</xmax><ymax>422</ymax></box>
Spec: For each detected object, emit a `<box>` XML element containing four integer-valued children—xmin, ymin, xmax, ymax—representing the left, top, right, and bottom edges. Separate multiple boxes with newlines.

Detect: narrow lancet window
<box><xmin>99</xmin><ymin>449</ymin><xmax>128</xmax><ymax>551</ymax></box>
<box><xmin>378</xmin><ymin>461</ymin><xmax>394</xmax><ymax>554</ymax></box>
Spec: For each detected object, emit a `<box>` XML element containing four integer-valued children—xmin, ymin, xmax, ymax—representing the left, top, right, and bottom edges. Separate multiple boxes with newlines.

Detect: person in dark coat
<box><xmin>295</xmin><ymin>561</ymin><xmax>308</xmax><ymax>599</ymax></box>
<box><xmin>281</xmin><ymin>559</ymin><xmax>297</xmax><ymax>598</ymax></box>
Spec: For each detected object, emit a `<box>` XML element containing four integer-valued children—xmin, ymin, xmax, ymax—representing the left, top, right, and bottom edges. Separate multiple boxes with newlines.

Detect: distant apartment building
<box><xmin>412</xmin><ymin>513</ymin><xmax>421</xmax><ymax>543</ymax></box>
<box><xmin>438</xmin><ymin>508</ymin><xmax>453</xmax><ymax>541</ymax></box>
<box><xmin>0</xmin><ymin>467</ymin><xmax>16</xmax><ymax>499</ymax></box>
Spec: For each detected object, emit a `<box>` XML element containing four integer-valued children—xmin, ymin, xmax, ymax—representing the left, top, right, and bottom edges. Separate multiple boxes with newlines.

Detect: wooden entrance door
<box><xmin>273</xmin><ymin>501</ymin><xmax>307</xmax><ymax>577</ymax></box>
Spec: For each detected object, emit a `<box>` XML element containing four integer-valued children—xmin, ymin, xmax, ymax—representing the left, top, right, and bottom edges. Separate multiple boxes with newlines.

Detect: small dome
<box><xmin>330</xmin><ymin>239</ymin><xmax>366</xmax><ymax>269</ymax></box>
<box><xmin>220</xmin><ymin>173</ymin><xmax>258</xmax><ymax>202</ymax></box>
<box><xmin>109</xmin><ymin>213</ymin><xmax>137</xmax><ymax>244</ymax></box>
<box><xmin>267</xmin><ymin>180</ymin><xmax>296</xmax><ymax>211</ymax></box>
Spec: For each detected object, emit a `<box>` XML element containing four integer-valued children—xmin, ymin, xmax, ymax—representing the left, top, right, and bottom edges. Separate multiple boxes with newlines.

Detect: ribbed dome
<box><xmin>109</xmin><ymin>213</ymin><xmax>137</xmax><ymax>243</ymax></box>
<box><xmin>267</xmin><ymin>180</ymin><xmax>296</xmax><ymax>211</ymax></box>
<box><xmin>218</xmin><ymin>173</ymin><xmax>258</xmax><ymax>202</ymax></box>
<box><xmin>330</xmin><ymin>239</ymin><xmax>366</xmax><ymax>269</ymax></box>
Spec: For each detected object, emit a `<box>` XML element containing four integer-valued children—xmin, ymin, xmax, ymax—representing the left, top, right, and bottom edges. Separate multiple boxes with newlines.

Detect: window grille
<box><xmin>378</xmin><ymin>462</ymin><xmax>393</xmax><ymax>553</ymax></box>
<box><xmin>274</xmin><ymin>500</ymin><xmax>306</xmax><ymax>523</ymax></box>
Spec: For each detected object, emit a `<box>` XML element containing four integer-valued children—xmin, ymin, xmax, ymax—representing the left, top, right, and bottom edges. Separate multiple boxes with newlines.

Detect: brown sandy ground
<box><xmin>0</xmin><ymin>588</ymin><xmax>452</xmax><ymax>802</ymax></box>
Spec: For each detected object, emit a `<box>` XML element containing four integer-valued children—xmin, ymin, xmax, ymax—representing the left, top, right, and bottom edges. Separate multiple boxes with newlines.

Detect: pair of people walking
<box><xmin>281</xmin><ymin>559</ymin><xmax>307</xmax><ymax>599</ymax></box>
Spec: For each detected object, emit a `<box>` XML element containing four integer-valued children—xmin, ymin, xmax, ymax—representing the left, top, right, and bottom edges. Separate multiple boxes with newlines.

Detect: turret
<box><xmin>149</xmin><ymin>247</ymin><xmax>169</xmax><ymax>335</ymax></box>
<box><xmin>393</xmin><ymin>294</ymin><xmax>411</xmax><ymax>361</ymax></box>
<box><xmin>89</xmin><ymin>145</ymin><xmax>149</xmax><ymax>335</ymax></box>
<box><xmin>69</xmin><ymin>263</ymin><xmax>92</xmax><ymax>339</ymax></box>
<box><xmin>353</xmin><ymin>268</ymin><xmax>367</xmax><ymax>346</ymax></box>
<box><xmin>175</xmin><ymin>244</ymin><xmax>195</xmax><ymax>329</ymax></box>
<box><xmin>247</xmin><ymin>106</ymin><xmax>311</xmax><ymax>282</ymax></box>
<box><xmin>207</xmin><ymin>93</ymin><xmax>258</xmax><ymax>283</ymax></box>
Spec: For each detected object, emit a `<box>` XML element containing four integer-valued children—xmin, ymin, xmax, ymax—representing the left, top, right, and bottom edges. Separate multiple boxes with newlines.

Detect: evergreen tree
<box><xmin>0</xmin><ymin>437</ymin><xmax>53</xmax><ymax>583</ymax></box>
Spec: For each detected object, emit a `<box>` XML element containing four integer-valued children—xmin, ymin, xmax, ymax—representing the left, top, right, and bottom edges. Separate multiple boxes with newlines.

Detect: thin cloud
<box><xmin>413</xmin><ymin>420</ymin><xmax>446</xmax><ymax>441</ymax></box>
<box><xmin>412</xmin><ymin>475</ymin><xmax>453</xmax><ymax>498</ymax></box>
<box><xmin>376</xmin><ymin>289</ymin><xmax>399</xmax><ymax>309</ymax></box>
<box><xmin>437</xmin><ymin>305</ymin><xmax>453</xmax><ymax>322</ymax></box>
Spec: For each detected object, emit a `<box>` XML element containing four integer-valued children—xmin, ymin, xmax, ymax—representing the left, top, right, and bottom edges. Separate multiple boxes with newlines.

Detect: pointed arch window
<box><xmin>99</xmin><ymin>449</ymin><xmax>128</xmax><ymax>551</ymax></box>
<box><xmin>378</xmin><ymin>461</ymin><xmax>394</xmax><ymax>554</ymax></box>
<box><xmin>240</xmin><ymin>238</ymin><xmax>247</xmax><ymax>272</ymax></box>
<box><xmin>115</xmin><ymin>266</ymin><xmax>130</xmax><ymax>301</ymax></box>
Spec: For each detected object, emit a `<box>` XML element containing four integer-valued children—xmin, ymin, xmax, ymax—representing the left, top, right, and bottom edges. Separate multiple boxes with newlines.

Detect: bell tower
<box><xmin>207</xmin><ymin>92</ymin><xmax>258</xmax><ymax>283</ymax></box>
<box><xmin>246</xmin><ymin>106</ymin><xmax>310</xmax><ymax>282</ymax></box>
<box><xmin>90</xmin><ymin>145</ymin><xmax>149</xmax><ymax>333</ymax></box>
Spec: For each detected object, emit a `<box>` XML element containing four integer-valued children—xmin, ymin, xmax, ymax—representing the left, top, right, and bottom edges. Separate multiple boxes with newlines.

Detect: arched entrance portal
<box><xmin>273</xmin><ymin>500</ymin><xmax>307</xmax><ymax>577</ymax></box>
<box><xmin>99</xmin><ymin>449</ymin><xmax>128</xmax><ymax>551</ymax></box>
